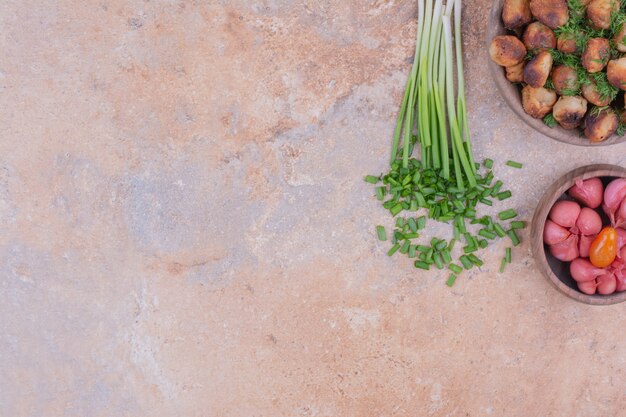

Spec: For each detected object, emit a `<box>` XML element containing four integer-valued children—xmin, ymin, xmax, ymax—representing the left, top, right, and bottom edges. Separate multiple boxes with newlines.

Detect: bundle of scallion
<box><xmin>366</xmin><ymin>0</ymin><xmax>526</xmax><ymax>286</ymax></box>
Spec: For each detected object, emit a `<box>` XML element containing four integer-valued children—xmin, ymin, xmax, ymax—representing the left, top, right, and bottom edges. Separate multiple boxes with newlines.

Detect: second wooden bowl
<box><xmin>487</xmin><ymin>0</ymin><xmax>626</xmax><ymax>147</ymax></box>
<box><xmin>531</xmin><ymin>164</ymin><xmax>626</xmax><ymax>305</ymax></box>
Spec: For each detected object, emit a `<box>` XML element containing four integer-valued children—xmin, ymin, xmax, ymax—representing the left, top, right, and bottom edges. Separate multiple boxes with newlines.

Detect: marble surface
<box><xmin>1</xmin><ymin>1</ymin><xmax>625</xmax><ymax>416</ymax></box>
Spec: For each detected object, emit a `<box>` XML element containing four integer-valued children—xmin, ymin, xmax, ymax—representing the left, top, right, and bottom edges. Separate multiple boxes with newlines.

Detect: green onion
<box><xmin>508</xmin><ymin>229</ymin><xmax>520</xmax><ymax>246</ymax></box>
<box><xmin>460</xmin><ymin>255</ymin><xmax>473</xmax><ymax>270</ymax></box>
<box><xmin>414</xmin><ymin>261</ymin><xmax>431</xmax><ymax>270</ymax></box>
<box><xmin>498</xmin><ymin>209</ymin><xmax>518</xmax><ymax>220</ymax></box>
<box><xmin>478</xmin><ymin>239</ymin><xmax>488</xmax><ymax>248</ymax></box>
<box><xmin>446</xmin><ymin>274</ymin><xmax>457</xmax><ymax>287</ymax></box>
<box><xmin>468</xmin><ymin>254</ymin><xmax>483</xmax><ymax>267</ymax></box>
<box><xmin>478</xmin><ymin>229</ymin><xmax>496</xmax><ymax>240</ymax></box>
<box><xmin>505</xmin><ymin>247</ymin><xmax>512</xmax><ymax>263</ymax></box>
<box><xmin>376</xmin><ymin>187</ymin><xmax>385</xmax><ymax>201</ymax></box>
<box><xmin>449</xmin><ymin>263</ymin><xmax>463</xmax><ymax>274</ymax></box>
<box><xmin>433</xmin><ymin>252</ymin><xmax>444</xmax><ymax>269</ymax></box>
<box><xmin>463</xmin><ymin>245</ymin><xmax>477</xmax><ymax>254</ymax></box>
<box><xmin>435</xmin><ymin>240</ymin><xmax>448</xmax><ymax>251</ymax></box>
<box><xmin>376</xmin><ymin>226</ymin><xmax>387</xmax><ymax>241</ymax></box>
<box><xmin>499</xmin><ymin>258</ymin><xmax>506</xmax><ymax>273</ymax></box>
<box><xmin>364</xmin><ymin>175</ymin><xmax>379</xmax><ymax>184</ymax></box>
<box><xmin>506</xmin><ymin>160</ymin><xmax>523</xmax><ymax>169</ymax></box>
<box><xmin>496</xmin><ymin>191</ymin><xmax>512</xmax><ymax>201</ymax></box>
<box><xmin>494</xmin><ymin>223</ymin><xmax>507</xmax><ymax>238</ymax></box>
<box><xmin>388</xmin><ymin>244</ymin><xmax>400</xmax><ymax>256</ymax></box>
<box><xmin>510</xmin><ymin>221</ymin><xmax>526</xmax><ymax>229</ymax></box>
<box><xmin>480</xmin><ymin>198</ymin><xmax>493</xmax><ymax>206</ymax></box>
<box><xmin>484</xmin><ymin>159</ymin><xmax>494</xmax><ymax>169</ymax></box>
<box><xmin>400</xmin><ymin>240</ymin><xmax>411</xmax><ymax>254</ymax></box>
<box><xmin>390</xmin><ymin>203</ymin><xmax>403</xmax><ymax>216</ymax></box>
<box><xmin>408</xmin><ymin>244</ymin><xmax>417</xmax><ymax>258</ymax></box>
<box><xmin>441</xmin><ymin>249</ymin><xmax>452</xmax><ymax>263</ymax></box>
<box><xmin>491</xmin><ymin>180</ymin><xmax>503</xmax><ymax>195</ymax></box>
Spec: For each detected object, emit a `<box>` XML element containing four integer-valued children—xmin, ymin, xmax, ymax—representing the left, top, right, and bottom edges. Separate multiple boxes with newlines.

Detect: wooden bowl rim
<box><xmin>487</xmin><ymin>0</ymin><xmax>626</xmax><ymax>147</ymax></box>
<box><xmin>531</xmin><ymin>164</ymin><xmax>626</xmax><ymax>305</ymax></box>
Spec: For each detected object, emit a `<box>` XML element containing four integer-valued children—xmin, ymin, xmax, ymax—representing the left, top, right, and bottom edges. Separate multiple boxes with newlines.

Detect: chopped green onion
<box><xmin>494</xmin><ymin>223</ymin><xmax>507</xmax><ymax>238</ymax></box>
<box><xmin>496</xmin><ymin>191</ymin><xmax>512</xmax><ymax>201</ymax></box>
<box><xmin>387</xmin><ymin>244</ymin><xmax>400</xmax><ymax>256</ymax></box>
<box><xmin>435</xmin><ymin>240</ymin><xmax>448</xmax><ymax>251</ymax></box>
<box><xmin>506</xmin><ymin>160</ymin><xmax>523</xmax><ymax>169</ymax></box>
<box><xmin>364</xmin><ymin>175</ymin><xmax>379</xmax><ymax>184</ymax></box>
<box><xmin>468</xmin><ymin>254</ymin><xmax>483</xmax><ymax>267</ymax></box>
<box><xmin>491</xmin><ymin>180</ymin><xmax>503</xmax><ymax>195</ymax></box>
<box><xmin>396</xmin><ymin>218</ymin><xmax>404</xmax><ymax>228</ymax></box>
<box><xmin>484</xmin><ymin>159</ymin><xmax>494</xmax><ymax>169</ymax></box>
<box><xmin>499</xmin><ymin>258</ymin><xmax>507</xmax><ymax>273</ymax></box>
<box><xmin>446</xmin><ymin>274</ymin><xmax>457</xmax><ymax>287</ymax></box>
<box><xmin>433</xmin><ymin>253</ymin><xmax>444</xmax><ymax>269</ymax></box>
<box><xmin>498</xmin><ymin>209</ymin><xmax>517</xmax><ymax>221</ymax></box>
<box><xmin>408</xmin><ymin>245</ymin><xmax>417</xmax><ymax>258</ymax></box>
<box><xmin>417</xmin><ymin>216</ymin><xmax>427</xmax><ymax>230</ymax></box>
<box><xmin>408</xmin><ymin>218</ymin><xmax>418</xmax><ymax>232</ymax></box>
<box><xmin>505</xmin><ymin>247</ymin><xmax>512</xmax><ymax>263</ymax></box>
<box><xmin>507</xmin><ymin>229</ymin><xmax>520</xmax><ymax>246</ymax></box>
<box><xmin>480</xmin><ymin>198</ymin><xmax>493</xmax><ymax>206</ymax></box>
<box><xmin>478</xmin><ymin>239</ymin><xmax>488</xmax><ymax>248</ymax></box>
<box><xmin>400</xmin><ymin>240</ymin><xmax>410</xmax><ymax>254</ymax></box>
<box><xmin>441</xmin><ymin>249</ymin><xmax>452</xmax><ymax>264</ymax></box>
<box><xmin>460</xmin><ymin>255</ymin><xmax>473</xmax><ymax>270</ymax></box>
<box><xmin>478</xmin><ymin>229</ymin><xmax>496</xmax><ymax>240</ymax></box>
<box><xmin>376</xmin><ymin>226</ymin><xmax>386</xmax><ymax>241</ymax></box>
<box><xmin>449</xmin><ymin>263</ymin><xmax>463</xmax><ymax>274</ymax></box>
<box><xmin>463</xmin><ymin>245</ymin><xmax>477</xmax><ymax>254</ymax></box>
<box><xmin>414</xmin><ymin>261</ymin><xmax>430</xmax><ymax>270</ymax></box>
<box><xmin>510</xmin><ymin>221</ymin><xmax>526</xmax><ymax>229</ymax></box>
<box><xmin>390</xmin><ymin>203</ymin><xmax>403</xmax><ymax>216</ymax></box>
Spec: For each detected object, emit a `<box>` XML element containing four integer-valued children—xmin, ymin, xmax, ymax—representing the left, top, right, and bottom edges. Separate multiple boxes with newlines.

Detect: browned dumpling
<box><xmin>587</xmin><ymin>0</ymin><xmax>620</xmax><ymax>30</ymax></box>
<box><xmin>584</xmin><ymin>107</ymin><xmax>618</xmax><ymax>142</ymax></box>
<box><xmin>607</xmin><ymin>57</ymin><xmax>626</xmax><ymax>90</ymax></box>
<box><xmin>502</xmin><ymin>0</ymin><xmax>532</xmax><ymax>29</ymax></box>
<box><xmin>582</xmin><ymin>38</ymin><xmax>610</xmax><ymax>73</ymax></box>
<box><xmin>557</xmin><ymin>34</ymin><xmax>578</xmax><ymax>54</ymax></box>
<box><xmin>551</xmin><ymin>65</ymin><xmax>579</xmax><ymax>95</ymax></box>
<box><xmin>522</xmin><ymin>22</ymin><xmax>556</xmax><ymax>51</ymax></box>
<box><xmin>489</xmin><ymin>36</ymin><xmax>527</xmax><ymax>67</ymax></box>
<box><xmin>581</xmin><ymin>78</ymin><xmax>614</xmax><ymax>106</ymax></box>
<box><xmin>523</xmin><ymin>51</ymin><xmax>553</xmax><ymax>87</ymax></box>
<box><xmin>529</xmin><ymin>0</ymin><xmax>569</xmax><ymax>29</ymax></box>
<box><xmin>522</xmin><ymin>85</ymin><xmax>558</xmax><ymax>118</ymax></box>
<box><xmin>505</xmin><ymin>62</ymin><xmax>525</xmax><ymax>83</ymax></box>
<box><xmin>552</xmin><ymin>96</ymin><xmax>588</xmax><ymax>129</ymax></box>
<box><xmin>614</xmin><ymin>22</ymin><xmax>626</xmax><ymax>52</ymax></box>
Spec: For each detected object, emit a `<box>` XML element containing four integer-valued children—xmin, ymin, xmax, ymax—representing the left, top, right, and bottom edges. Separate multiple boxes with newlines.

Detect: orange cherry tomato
<box><xmin>589</xmin><ymin>227</ymin><xmax>618</xmax><ymax>268</ymax></box>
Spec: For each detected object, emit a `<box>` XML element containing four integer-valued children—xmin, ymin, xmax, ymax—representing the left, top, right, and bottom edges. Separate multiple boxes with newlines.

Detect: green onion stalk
<box><xmin>365</xmin><ymin>0</ymin><xmax>526</xmax><ymax>285</ymax></box>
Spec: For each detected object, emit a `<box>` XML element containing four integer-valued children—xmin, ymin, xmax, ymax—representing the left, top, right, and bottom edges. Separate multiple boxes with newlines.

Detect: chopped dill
<box><xmin>543</xmin><ymin>113</ymin><xmax>557</xmax><ymax>128</ymax></box>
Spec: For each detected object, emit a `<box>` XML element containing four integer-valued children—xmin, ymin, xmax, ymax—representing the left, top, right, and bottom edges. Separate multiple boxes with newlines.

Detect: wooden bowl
<box><xmin>531</xmin><ymin>164</ymin><xmax>626</xmax><ymax>305</ymax></box>
<box><xmin>487</xmin><ymin>0</ymin><xmax>626</xmax><ymax>147</ymax></box>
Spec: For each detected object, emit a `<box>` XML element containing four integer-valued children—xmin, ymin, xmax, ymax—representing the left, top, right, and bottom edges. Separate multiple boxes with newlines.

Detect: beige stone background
<box><xmin>1</xmin><ymin>0</ymin><xmax>625</xmax><ymax>416</ymax></box>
